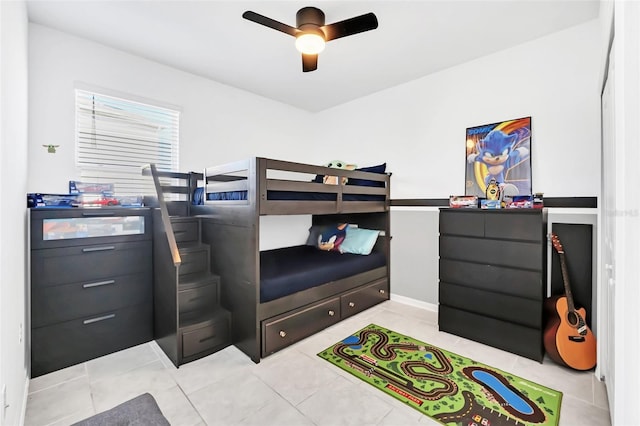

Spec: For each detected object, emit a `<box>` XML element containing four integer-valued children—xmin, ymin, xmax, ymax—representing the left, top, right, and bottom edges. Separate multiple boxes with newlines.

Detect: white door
<box><xmin>600</xmin><ymin>43</ymin><xmax>615</xmax><ymax>412</ymax></box>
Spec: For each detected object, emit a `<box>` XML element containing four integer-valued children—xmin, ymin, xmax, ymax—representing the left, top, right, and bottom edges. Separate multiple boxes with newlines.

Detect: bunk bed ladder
<box><xmin>144</xmin><ymin>164</ymin><xmax>231</xmax><ymax>367</ymax></box>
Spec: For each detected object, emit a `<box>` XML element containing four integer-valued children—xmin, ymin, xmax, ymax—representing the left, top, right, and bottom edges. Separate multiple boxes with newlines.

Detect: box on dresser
<box><xmin>29</xmin><ymin>208</ymin><xmax>153</xmax><ymax>377</ymax></box>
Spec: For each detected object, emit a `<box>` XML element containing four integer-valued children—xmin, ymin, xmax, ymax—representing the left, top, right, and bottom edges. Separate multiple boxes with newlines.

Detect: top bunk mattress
<box><xmin>259</xmin><ymin>245</ymin><xmax>386</xmax><ymax>303</ymax></box>
<box><xmin>207</xmin><ymin>190</ymin><xmax>384</xmax><ymax>202</ymax></box>
<box><xmin>200</xmin><ymin>158</ymin><xmax>390</xmax><ymax>212</ymax></box>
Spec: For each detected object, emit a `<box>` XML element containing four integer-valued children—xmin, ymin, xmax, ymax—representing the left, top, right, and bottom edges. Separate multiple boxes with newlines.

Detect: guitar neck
<box><xmin>558</xmin><ymin>251</ymin><xmax>577</xmax><ymax>313</ymax></box>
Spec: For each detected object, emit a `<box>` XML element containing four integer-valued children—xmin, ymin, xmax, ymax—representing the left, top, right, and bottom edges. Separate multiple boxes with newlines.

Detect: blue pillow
<box><xmin>346</xmin><ymin>163</ymin><xmax>387</xmax><ymax>187</ymax></box>
<box><xmin>340</xmin><ymin>227</ymin><xmax>380</xmax><ymax>255</ymax></box>
<box><xmin>306</xmin><ymin>225</ymin><xmax>326</xmax><ymax>246</ymax></box>
<box><xmin>192</xmin><ymin>187</ymin><xmax>204</xmax><ymax>205</ymax></box>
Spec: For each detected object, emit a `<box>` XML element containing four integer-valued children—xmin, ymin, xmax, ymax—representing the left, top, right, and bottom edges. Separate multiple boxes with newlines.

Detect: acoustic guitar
<box><xmin>543</xmin><ymin>233</ymin><xmax>597</xmax><ymax>370</ymax></box>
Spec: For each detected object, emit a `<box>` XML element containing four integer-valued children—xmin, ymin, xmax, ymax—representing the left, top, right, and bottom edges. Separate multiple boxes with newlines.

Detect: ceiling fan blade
<box><xmin>321</xmin><ymin>12</ymin><xmax>378</xmax><ymax>41</ymax></box>
<box><xmin>302</xmin><ymin>53</ymin><xmax>318</xmax><ymax>72</ymax></box>
<box><xmin>242</xmin><ymin>11</ymin><xmax>300</xmax><ymax>37</ymax></box>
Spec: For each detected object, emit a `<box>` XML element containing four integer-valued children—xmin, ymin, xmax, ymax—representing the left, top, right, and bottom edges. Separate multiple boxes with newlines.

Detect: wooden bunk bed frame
<box><xmin>190</xmin><ymin>157</ymin><xmax>391</xmax><ymax>363</ymax></box>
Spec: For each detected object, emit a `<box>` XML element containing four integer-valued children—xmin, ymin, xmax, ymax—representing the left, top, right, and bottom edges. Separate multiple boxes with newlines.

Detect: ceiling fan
<box><xmin>242</xmin><ymin>7</ymin><xmax>378</xmax><ymax>72</ymax></box>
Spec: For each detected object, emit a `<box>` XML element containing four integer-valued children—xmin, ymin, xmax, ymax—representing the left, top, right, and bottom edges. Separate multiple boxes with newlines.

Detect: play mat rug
<box><xmin>317</xmin><ymin>324</ymin><xmax>562</xmax><ymax>426</ymax></box>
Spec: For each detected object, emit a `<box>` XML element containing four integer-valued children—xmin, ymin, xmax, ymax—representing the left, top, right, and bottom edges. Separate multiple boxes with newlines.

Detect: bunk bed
<box><xmin>190</xmin><ymin>157</ymin><xmax>391</xmax><ymax>363</ymax></box>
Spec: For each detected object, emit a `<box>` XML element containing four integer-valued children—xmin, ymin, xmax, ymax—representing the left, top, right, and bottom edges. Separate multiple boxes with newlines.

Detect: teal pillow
<box><xmin>340</xmin><ymin>227</ymin><xmax>380</xmax><ymax>255</ymax></box>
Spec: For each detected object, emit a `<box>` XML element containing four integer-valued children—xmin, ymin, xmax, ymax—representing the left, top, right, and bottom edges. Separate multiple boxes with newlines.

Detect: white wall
<box><xmin>27</xmin><ymin>24</ymin><xmax>314</xmax><ymax>194</ymax></box>
<box><xmin>313</xmin><ymin>20</ymin><xmax>601</xmax><ymax>302</ymax></box>
<box><xmin>1</xmin><ymin>1</ymin><xmax>30</xmax><ymax>425</ymax></box>
<box><xmin>317</xmin><ymin>20</ymin><xmax>602</xmax><ymax>200</ymax></box>
<box><xmin>29</xmin><ymin>19</ymin><xmax>602</xmax><ymax>200</ymax></box>
<box><xmin>28</xmin><ymin>20</ymin><xmax>602</xmax><ymax>300</ymax></box>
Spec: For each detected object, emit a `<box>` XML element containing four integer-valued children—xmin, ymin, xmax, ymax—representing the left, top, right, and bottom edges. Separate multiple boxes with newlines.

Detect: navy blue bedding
<box><xmin>260</xmin><ymin>245</ymin><xmax>386</xmax><ymax>303</ymax></box>
<box><xmin>207</xmin><ymin>190</ymin><xmax>384</xmax><ymax>202</ymax></box>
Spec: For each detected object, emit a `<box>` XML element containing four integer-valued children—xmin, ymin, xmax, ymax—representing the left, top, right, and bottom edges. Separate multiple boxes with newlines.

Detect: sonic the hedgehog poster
<box><xmin>465</xmin><ymin>117</ymin><xmax>532</xmax><ymax>197</ymax></box>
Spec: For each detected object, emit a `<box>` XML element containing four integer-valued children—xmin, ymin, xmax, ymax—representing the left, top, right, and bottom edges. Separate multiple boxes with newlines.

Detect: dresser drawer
<box><xmin>438</xmin><ymin>305</ymin><xmax>543</xmax><ymax>362</ymax></box>
<box><xmin>32</xmin><ymin>241</ymin><xmax>152</xmax><ymax>288</ymax></box>
<box><xmin>439</xmin><ymin>259</ymin><xmax>543</xmax><ymax>300</ymax></box>
<box><xmin>440</xmin><ymin>282</ymin><xmax>543</xmax><ymax>328</ymax></box>
<box><xmin>179</xmin><ymin>284</ymin><xmax>217</xmax><ymax>314</ymax></box>
<box><xmin>32</xmin><ymin>272</ymin><xmax>151</xmax><ymax>327</ymax></box>
<box><xmin>439</xmin><ymin>210</ymin><xmax>484</xmax><ymax>237</ymax></box>
<box><xmin>484</xmin><ymin>211</ymin><xmax>544</xmax><ymax>242</ymax></box>
<box><xmin>262</xmin><ymin>297</ymin><xmax>341</xmax><ymax>356</ymax></box>
<box><xmin>30</xmin><ymin>208</ymin><xmax>151</xmax><ymax>249</ymax></box>
<box><xmin>31</xmin><ymin>303</ymin><xmax>152</xmax><ymax>377</ymax></box>
<box><xmin>181</xmin><ymin>316</ymin><xmax>230</xmax><ymax>359</ymax></box>
<box><xmin>440</xmin><ymin>235</ymin><xmax>542</xmax><ymax>270</ymax></box>
<box><xmin>341</xmin><ymin>278</ymin><xmax>388</xmax><ymax>319</ymax></box>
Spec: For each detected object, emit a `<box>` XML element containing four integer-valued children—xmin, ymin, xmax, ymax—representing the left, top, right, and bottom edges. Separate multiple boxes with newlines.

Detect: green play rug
<box><xmin>318</xmin><ymin>324</ymin><xmax>562</xmax><ymax>426</ymax></box>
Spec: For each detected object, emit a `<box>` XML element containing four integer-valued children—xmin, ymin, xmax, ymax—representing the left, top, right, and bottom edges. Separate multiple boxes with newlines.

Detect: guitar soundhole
<box><xmin>567</xmin><ymin>311</ymin><xmax>579</xmax><ymax>327</ymax></box>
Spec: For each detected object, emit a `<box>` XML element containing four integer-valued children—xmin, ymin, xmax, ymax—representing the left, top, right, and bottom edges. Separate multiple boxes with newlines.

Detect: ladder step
<box><xmin>178</xmin><ymin>244</ymin><xmax>210</xmax><ymax>275</ymax></box>
<box><xmin>179</xmin><ymin>283</ymin><xmax>219</xmax><ymax>314</ymax></box>
<box><xmin>179</xmin><ymin>272</ymin><xmax>220</xmax><ymax>290</ymax></box>
<box><xmin>172</xmin><ymin>219</ymin><xmax>199</xmax><ymax>244</ymax></box>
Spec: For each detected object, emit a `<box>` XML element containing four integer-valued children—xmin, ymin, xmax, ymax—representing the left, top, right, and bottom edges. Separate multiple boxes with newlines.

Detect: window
<box><xmin>75</xmin><ymin>89</ymin><xmax>179</xmax><ymax>197</ymax></box>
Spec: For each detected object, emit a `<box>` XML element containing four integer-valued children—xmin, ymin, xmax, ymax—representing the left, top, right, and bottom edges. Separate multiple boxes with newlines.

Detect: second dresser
<box><xmin>30</xmin><ymin>208</ymin><xmax>153</xmax><ymax>377</ymax></box>
<box><xmin>438</xmin><ymin>208</ymin><xmax>547</xmax><ymax>362</ymax></box>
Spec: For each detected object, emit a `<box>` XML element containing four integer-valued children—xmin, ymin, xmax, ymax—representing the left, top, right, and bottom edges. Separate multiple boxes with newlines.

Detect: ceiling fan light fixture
<box><xmin>295</xmin><ymin>33</ymin><xmax>325</xmax><ymax>54</ymax></box>
<box><xmin>243</xmin><ymin>7</ymin><xmax>378</xmax><ymax>71</ymax></box>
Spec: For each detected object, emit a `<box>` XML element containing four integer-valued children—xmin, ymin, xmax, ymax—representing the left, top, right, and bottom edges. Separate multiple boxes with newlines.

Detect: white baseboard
<box><xmin>389</xmin><ymin>294</ymin><xmax>438</xmax><ymax>312</ymax></box>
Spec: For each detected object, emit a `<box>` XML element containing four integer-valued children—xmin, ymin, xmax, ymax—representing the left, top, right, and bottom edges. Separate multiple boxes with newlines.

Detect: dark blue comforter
<box><xmin>260</xmin><ymin>245</ymin><xmax>386</xmax><ymax>303</ymax></box>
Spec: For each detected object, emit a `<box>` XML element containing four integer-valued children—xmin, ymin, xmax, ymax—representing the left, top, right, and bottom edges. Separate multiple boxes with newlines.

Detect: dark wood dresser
<box><xmin>438</xmin><ymin>208</ymin><xmax>547</xmax><ymax>361</ymax></box>
<box><xmin>30</xmin><ymin>208</ymin><xmax>153</xmax><ymax>377</ymax></box>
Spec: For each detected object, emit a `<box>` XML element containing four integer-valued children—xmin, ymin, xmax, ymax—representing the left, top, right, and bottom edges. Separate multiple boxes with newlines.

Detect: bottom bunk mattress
<box><xmin>260</xmin><ymin>245</ymin><xmax>386</xmax><ymax>303</ymax></box>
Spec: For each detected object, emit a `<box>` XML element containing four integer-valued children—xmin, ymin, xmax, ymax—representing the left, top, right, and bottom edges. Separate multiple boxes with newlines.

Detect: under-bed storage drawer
<box><xmin>341</xmin><ymin>278</ymin><xmax>388</xmax><ymax>319</ymax></box>
<box><xmin>262</xmin><ymin>297</ymin><xmax>341</xmax><ymax>356</ymax></box>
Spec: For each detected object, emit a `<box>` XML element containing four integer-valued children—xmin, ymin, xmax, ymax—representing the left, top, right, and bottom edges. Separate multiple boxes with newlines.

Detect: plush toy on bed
<box><xmin>317</xmin><ymin>223</ymin><xmax>348</xmax><ymax>252</ymax></box>
<box><xmin>323</xmin><ymin>160</ymin><xmax>357</xmax><ymax>185</ymax></box>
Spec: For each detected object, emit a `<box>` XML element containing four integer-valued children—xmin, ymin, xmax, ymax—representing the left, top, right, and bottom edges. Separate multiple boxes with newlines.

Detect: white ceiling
<box><xmin>26</xmin><ymin>0</ymin><xmax>600</xmax><ymax>112</ymax></box>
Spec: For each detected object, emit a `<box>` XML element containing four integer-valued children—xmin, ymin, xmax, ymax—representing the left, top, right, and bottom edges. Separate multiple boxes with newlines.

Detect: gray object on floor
<box><xmin>71</xmin><ymin>393</ymin><xmax>170</xmax><ymax>426</ymax></box>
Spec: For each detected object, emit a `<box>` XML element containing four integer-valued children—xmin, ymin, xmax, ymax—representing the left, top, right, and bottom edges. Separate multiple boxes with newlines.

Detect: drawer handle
<box><xmin>328</xmin><ymin>310</ymin><xmax>335</xmax><ymax>317</ymax></box>
<box><xmin>82</xmin><ymin>212</ymin><xmax>115</xmax><ymax>217</ymax></box>
<box><xmin>379</xmin><ymin>289</ymin><xmax>385</xmax><ymax>294</ymax></box>
<box><xmin>279</xmin><ymin>330</ymin><xmax>287</xmax><ymax>338</ymax></box>
<box><xmin>83</xmin><ymin>313</ymin><xmax>115</xmax><ymax>325</ymax></box>
<box><xmin>82</xmin><ymin>246</ymin><xmax>115</xmax><ymax>253</ymax></box>
<box><xmin>348</xmin><ymin>302</ymin><xmax>355</xmax><ymax>308</ymax></box>
<box><xmin>83</xmin><ymin>279</ymin><xmax>115</xmax><ymax>289</ymax></box>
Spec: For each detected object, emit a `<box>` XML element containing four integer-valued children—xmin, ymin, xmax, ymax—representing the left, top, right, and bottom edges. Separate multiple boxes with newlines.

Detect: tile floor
<box><xmin>25</xmin><ymin>300</ymin><xmax>611</xmax><ymax>426</ymax></box>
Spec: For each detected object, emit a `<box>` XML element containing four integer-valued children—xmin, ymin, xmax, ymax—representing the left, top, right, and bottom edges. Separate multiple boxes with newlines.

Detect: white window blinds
<box><xmin>75</xmin><ymin>89</ymin><xmax>179</xmax><ymax>196</ymax></box>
